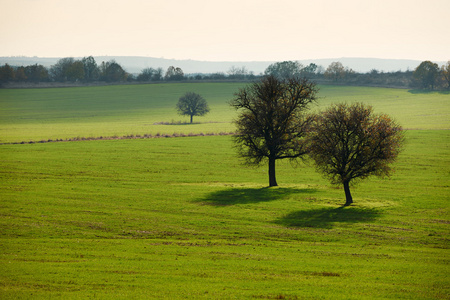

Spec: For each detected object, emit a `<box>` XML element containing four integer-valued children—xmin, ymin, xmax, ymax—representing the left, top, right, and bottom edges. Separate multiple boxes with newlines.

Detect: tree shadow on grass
<box><xmin>196</xmin><ymin>187</ymin><xmax>317</xmax><ymax>206</ymax></box>
<box><xmin>275</xmin><ymin>206</ymin><xmax>382</xmax><ymax>229</ymax></box>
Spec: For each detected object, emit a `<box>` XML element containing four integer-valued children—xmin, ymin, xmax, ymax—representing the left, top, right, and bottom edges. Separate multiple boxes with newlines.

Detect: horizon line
<box><xmin>1</xmin><ymin>55</ymin><xmax>447</xmax><ymax>63</ymax></box>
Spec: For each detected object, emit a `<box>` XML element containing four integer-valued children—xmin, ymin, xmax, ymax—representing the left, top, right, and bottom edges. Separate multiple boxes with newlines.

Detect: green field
<box><xmin>0</xmin><ymin>83</ymin><xmax>449</xmax><ymax>299</ymax></box>
<box><xmin>0</xmin><ymin>83</ymin><xmax>448</xmax><ymax>143</ymax></box>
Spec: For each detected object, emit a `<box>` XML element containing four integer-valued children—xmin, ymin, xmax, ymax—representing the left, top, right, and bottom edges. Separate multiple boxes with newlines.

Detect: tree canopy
<box><xmin>264</xmin><ymin>61</ymin><xmax>303</xmax><ymax>80</ymax></box>
<box><xmin>81</xmin><ymin>56</ymin><xmax>100</xmax><ymax>82</ymax></box>
<box><xmin>176</xmin><ymin>92</ymin><xmax>210</xmax><ymax>123</ymax></box>
<box><xmin>307</xmin><ymin>102</ymin><xmax>404</xmax><ymax>206</ymax></box>
<box><xmin>440</xmin><ymin>61</ymin><xmax>450</xmax><ymax>89</ymax></box>
<box><xmin>165</xmin><ymin>66</ymin><xmax>185</xmax><ymax>81</ymax></box>
<box><xmin>100</xmin><ymin>60</ymin><xmax>127</xmax><ymax>82</ymax></box>
<box><xmin>137</xmin><ymin>67</ymin><xmax>163</xmax><ymax>81</ymax></box>
<box><xmin>324</xmin><ymin>61</ymin><xmax>355</xmax><ymax>82</ymax></box>
<box><xmin>412</xmin><ymin>60</ymin><xmax>440</xmax><ymax>89</ymax></box>
<box><xmin>230</xmin><ymin>75</ymin><xmax>318</xmax><ymax>187</ymax></box>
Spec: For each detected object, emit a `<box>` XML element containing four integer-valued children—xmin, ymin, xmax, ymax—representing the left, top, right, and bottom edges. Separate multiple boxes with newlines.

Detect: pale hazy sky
<box><xmin>1</xmin><ymin>0</ymin><xmax>449</xmax><ymax>62</ymax></box>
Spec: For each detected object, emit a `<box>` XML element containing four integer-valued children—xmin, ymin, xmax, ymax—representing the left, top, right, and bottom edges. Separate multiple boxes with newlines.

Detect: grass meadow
<box><xmin>0</xmin><ymin>83</ymin><xmax>448</xmax><ymax>143</ymax></box>
<box><xmin>0</xmin><ymin>83</ymin><xmax>449</xmax><ymax>299</ymax></box>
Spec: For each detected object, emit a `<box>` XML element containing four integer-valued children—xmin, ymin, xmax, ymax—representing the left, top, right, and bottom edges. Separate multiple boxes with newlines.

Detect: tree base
<box><xmin>343</xmin><ymin>181</ymin><xmax>353</xmax><ymax>206</ymax></box>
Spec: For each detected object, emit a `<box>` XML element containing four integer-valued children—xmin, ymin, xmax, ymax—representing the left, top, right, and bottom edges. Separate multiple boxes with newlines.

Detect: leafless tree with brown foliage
<box><xmin>230</xmin><ymin>75</ymin><xmax>318</xmax><ymax>187</ymax></box>
<box><xmin>307</xmin><ymin>102</ymin><xmax>404</xmax><ymax>206</ymax></box>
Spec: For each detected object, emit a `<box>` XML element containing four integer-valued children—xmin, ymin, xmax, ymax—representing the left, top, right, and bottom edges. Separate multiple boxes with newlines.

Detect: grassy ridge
<box><xmin>0</xmin><ymin>131</ymin><xmax>449</xmax><ymax>299</ymax></box>
<box><xmin>0</xmin><ymin>83</ymin><xmax>449</xmax><ymax>143</ymax></box>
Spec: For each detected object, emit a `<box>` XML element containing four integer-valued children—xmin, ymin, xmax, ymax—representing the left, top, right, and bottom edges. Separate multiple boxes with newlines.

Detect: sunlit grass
<box><xmin>0</xmin><ymin>83</ymin><xmax>449</xmax><ymax>298</ymax></box>
<box><xmin>0</xmin><ymin>131</ymin><xmax>448</xmax><ymax>299</ymax></box>
<box><xmin>1</xmin><ymin>84</ymin><xmax>449</xmax><ymax>143</ymax></box>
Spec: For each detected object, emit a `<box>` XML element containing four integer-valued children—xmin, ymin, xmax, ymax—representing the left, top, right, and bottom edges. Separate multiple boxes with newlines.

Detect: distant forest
<box><xmin>0</xmin><ymin>56</ymin><xmax>448</xmax><ymax>90</ymax></box>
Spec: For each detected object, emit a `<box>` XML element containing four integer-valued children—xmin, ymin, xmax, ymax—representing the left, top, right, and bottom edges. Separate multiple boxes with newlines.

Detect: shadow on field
<box><xmin>276</xmin><ymin>206</ymin><xmax>381</xmax><ymax>229</ymax></box>
<box><xmin>197</xmin><ymin>187</ymin><xmax>317</xmax><ymax>206</ymax></box>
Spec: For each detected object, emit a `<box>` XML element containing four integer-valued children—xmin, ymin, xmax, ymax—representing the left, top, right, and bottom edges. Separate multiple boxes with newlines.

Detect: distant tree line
<box><xmin>0</xmin><ymin>56</ymin><xmax>448</xmax><ymax>90</ymax></box>
<box><xmin>0</xmin><ymin>56</ymin><xmax>129</xmax><ymax>83</ymax></box>
<box><xmin>264</xmin><ymin>60</ymin><xmax>450</xmax><ymax>90</ymax></box>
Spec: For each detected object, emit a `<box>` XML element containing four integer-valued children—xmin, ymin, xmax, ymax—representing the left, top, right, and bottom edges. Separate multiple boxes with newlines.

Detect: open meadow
<box><xmin>0</xmin><ymin>83</ymin><xmax>449</xmax><ymax>299</ymax></box>
<box><xmin>0</xmin><ymin>83</ymin><xmax>449</xmax><ymax>143</ymax></box>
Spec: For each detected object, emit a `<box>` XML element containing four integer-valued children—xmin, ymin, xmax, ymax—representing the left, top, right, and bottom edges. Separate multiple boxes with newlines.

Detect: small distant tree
<box><xmin>153</xmin><ymin>68</ymin><xmax>164</xmax><ymax>81</ymax></box>
<box><xmin>439</xmin><ymin>61</ymin><xmax>450</xmax><ymax>90</ymax></box>
<box><xmin>301</xmin><ymin>63</ymin><xmax>318</xmax><ymax>79</ymax></box>
<box><xmin>208</xmin><ymin>72</ymin><xmax>226</xmax><ymax>80</ymax></box>
<box><xmin>137</xmin><ymin>67</ymin><xmax>156</xmax><ymax>81</ymax></box>
<box><xmin>65</xmin><ymin>60</ymin><xmax>85</xmax><ymax>82</ymax></box>
<box><xmin>307</xmin><ymin>102</ymin><xmax>404</xmax><ymax>206</ymax></box>
<box><xmin>0</xmin><ymin>64</ymin><xmax>15</xmax><ymax>82</ymax></box>
<box><xmin>412</xmin><ymin>60</ymin><xmax>440</xmax><ymax>89</ymax></box>
<box><xmin>50</xmin><ymin>57</ymin><xmax>75</xmax><ymax>82</ymax></box>
<box><xmin>324</xmin><ymin>62</ymin><xmax>346</xmax><ymax>82</ymax></box>
<box><xmin>228</xmin><ymin>66</ymin><xmax>251</xmax><ymax>80</ymax></box>
<box><xmin>230</xmin><ymin>75</ymin><xmax>318</xmax><ymax>187</ymax></box>
<box><xmin>264</xmin><ymin>61</ymin><xmax>303</xmax><ymax>80</ymax></box>
<box><xmin>165</xmin><ymin>66</ymin><xmax>184</xmax><ymax>81</ymax></box>
<box><xmin>176</xmin><ymin>92</ymin><xmax>210</xmax><ymax>123</ymax></box>
<box><xmin>15</xmin><ymin>67</ymin><xmax>27</xmax><ymax>81</ymax></box>
<box><xmin>344</xmin><ymin>66</ymin><xmax>356</xmax><ymax>80</ymax></box>
<box><xmin>369</xmin><ymin>69</ymin><xmax>380</xmax><ymax>76</ymax></box>
<box><xmin>99</xmin><ymin>60</ymin><xmax>127</xmax><ymax>82</ymax></box>
<box><xmin>24</xmin><ymin>64</ymin><xmax>49</xmax><ymax>82</ymax></box>
<box><xmin>137</xmin><ymin>67</ymin><xmax>163</xmax><ymax>81</ymax></box>
<box><xmin>81</xmin><ymin>56</ymin><xmax>99</xmax><ymax>82</ymax></box>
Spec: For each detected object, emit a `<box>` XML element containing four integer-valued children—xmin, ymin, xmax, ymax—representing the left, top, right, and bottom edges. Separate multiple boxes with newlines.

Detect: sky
<box><xmin>1</xmin><ymin>0</ymin><xmax>449</xmax><ymax>62</ymax></box>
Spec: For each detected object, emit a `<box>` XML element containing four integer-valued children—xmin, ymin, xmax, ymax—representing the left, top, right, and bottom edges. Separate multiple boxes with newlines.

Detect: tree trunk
<box><xmin>343</xmin><ymin>181</ymin><xmax>353</xmax><ymax>206</ymax></box>
<box><xmin>268</xmin><ymin>157</ymin><xmax>278</xmax><ymax>187</ymax></box>
<box><xmin>190</xmin><ymin>115</ymin><xmax>193</xmax><ymax>124</ymax></box>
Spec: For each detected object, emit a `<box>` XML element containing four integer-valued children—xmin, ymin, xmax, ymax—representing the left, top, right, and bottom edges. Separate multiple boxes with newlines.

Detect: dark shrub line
<box><xmin>1</xmin><ymin>131</ymin><xmax>237</xmax><ymax>145</ymax></box>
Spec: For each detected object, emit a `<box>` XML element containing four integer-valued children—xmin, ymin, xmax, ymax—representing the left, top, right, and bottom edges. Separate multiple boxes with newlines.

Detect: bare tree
<box><xmin>308</xmin><ymin>102</ymin><xmax>404</xmax><ymax>206</ymax></box>
<box><xmin>230</xmin><ymin>75</ymin><xmax>318</xmax><ymax>187</ymax></box>
<box><xmin>228</xmin><ymin>66</ymin><xmax>250</xmax><ymax>79</ymax></box>
<box><xmin>176</xmin><ymin>92</ymin><xmax>210</xmax><ymax>123</ymax></box>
